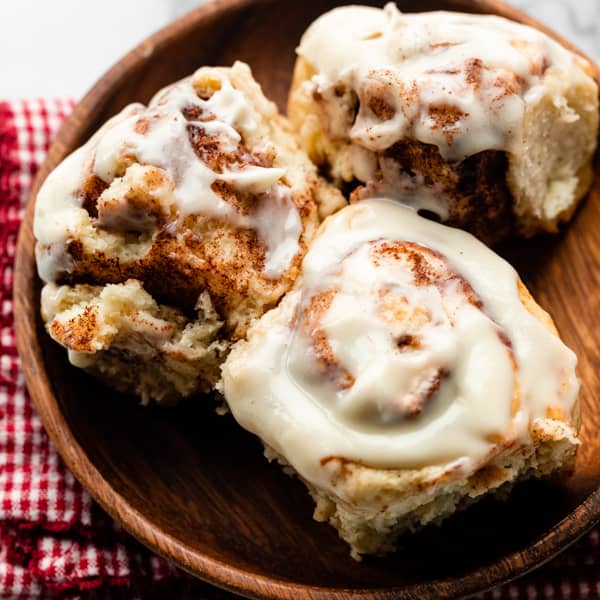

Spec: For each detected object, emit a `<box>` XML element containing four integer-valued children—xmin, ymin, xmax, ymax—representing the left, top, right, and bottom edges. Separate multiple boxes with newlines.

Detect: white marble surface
<box><xmin>511</xmin><ymin>0</ymin><xmax>600</xmax><ymax>61</ymax></box>
<box><xmin>0</xmin><ymin>0</ymin><xmax>598</xmax><ymax>99</ymax></box>
<box><xmin>0</xmin><ymin>0</ymin><xmax>206</xmax><ymax>99</ymax></box>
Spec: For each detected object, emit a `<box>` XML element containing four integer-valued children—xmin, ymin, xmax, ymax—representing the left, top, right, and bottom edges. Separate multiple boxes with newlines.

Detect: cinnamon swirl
<box><xmin>288</xmin><ymin>4</ymin><xmax>599</xmax><ymax>244</ymax></box>
<box><xmin>34</xmin><ymin>61</ymin><xmax>344</xmax><ymax>403</ymax></box>
<box><xmin>222</xmin><ymin>198</ymin><xmax>580</xmax><ymax>557</ymax></box>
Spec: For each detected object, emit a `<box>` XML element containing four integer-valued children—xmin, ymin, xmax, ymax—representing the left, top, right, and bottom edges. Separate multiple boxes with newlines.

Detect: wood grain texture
<box><xmin>12</xmin><ymin>0</ymin><xmax>600</xmax><ymax>598</ymax></box>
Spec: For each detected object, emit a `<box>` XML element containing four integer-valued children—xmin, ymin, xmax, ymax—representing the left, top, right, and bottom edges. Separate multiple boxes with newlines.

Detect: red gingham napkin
<box><xmin>0</xmin><ymin>99</ymin><xmax>599</xmax><ymax>599</ymax></box>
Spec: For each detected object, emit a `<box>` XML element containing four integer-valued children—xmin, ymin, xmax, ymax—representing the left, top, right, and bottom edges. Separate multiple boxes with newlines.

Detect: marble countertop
<box><xmin>1</xmin><ymin>0</ymin><xmax>599</xmax><ymax>100</ymax></box>
<box><xmin>511</xmin><ymin>0</ymin><xmax>599</xmax><ymax>61</ymax></box>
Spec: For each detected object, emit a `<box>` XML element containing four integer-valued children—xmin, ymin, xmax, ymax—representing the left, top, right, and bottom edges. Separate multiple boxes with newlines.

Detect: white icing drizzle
<box><xmin>34</xmin><ymin>105</ymin><xmax>145</xmax><ymax>282</ymax></box>
<box><xmin>297</xmin><ymin>3</ymin><xmax>591</xmax><ymax>162</ymax></box>
<box><xmin>222</xmin><ymin>199</ymin><xmax>579</xmax><ymax>492</ymax></box>
<box><xmin>34</xmin><ymin>66</ymin><xmax>301</xmax><ymax>282</ymax></box>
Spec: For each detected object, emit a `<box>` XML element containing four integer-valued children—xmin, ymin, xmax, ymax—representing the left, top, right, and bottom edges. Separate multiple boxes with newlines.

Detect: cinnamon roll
<box><xmin>222</xmin><ymin>198</ymin><xmax>580</xmax><ymax>557</ymax></box>
<box><xmin>34</xmin><ymin>61</ymin><xmax>344</xmax><ymax>403</ymax></box>
<box><xmin>288</xmin><ymin>4</ymin><xmax>599</xmax><ymax>244</ymax></box>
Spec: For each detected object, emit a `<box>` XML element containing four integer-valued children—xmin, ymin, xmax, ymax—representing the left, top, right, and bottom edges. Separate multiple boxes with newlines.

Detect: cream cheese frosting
<box><xmin>222</xmin><ymin>199</ymin><xmax>579</xmax><ymax>493</ymax></box>
<box><xmin>296</xmin><ymin>3</ymin><xmax>592</xmax><ymax>162</ymax></box>
<box><xmin>34</xmin><ymin>67</ymin><xmax>301</xmax><ymax>282</ymax></box>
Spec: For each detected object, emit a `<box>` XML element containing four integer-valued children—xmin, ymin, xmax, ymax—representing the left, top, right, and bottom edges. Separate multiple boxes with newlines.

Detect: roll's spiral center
<box><xmin>289</xmin><ymin>239</ymin><xmax>511</xmax><ymax>430</ymax></box>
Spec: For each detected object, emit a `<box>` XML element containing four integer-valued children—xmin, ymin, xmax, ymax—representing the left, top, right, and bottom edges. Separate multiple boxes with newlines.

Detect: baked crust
<box><xmin>36</xmin><ymin>62</ymin><xmax>345</xmax><ymax>402</ymax></box>
<box><xmin>288</xmin><ymin>15</ymin><xmax>599</xmax><ymax>244</ymax></box>
<box><xmin>221</xmin><ymin>200</ymin><xmax>580</xmax><ymax>558</ymax></box>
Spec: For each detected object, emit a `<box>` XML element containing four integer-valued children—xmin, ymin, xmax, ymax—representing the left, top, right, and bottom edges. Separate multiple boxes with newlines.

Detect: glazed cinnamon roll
<box><xmin>222</xmin><ymin>198</ymin><xmax>580</xmax><ymax>557</ymax></box>
<box><xmin>34</xmin><ymin>61</ymin><xmax>344</xmax><ymax>403</ymax></box>
<box><xmin>288</xmin><ymin>4</ymin><xmax>599</xmax><ymax>244</ymax></box>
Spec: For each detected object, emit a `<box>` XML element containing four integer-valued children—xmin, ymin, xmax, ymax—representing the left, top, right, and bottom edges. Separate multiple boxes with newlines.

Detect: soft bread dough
<box><xmin>222</xmin><ymin>199</ymin><xmax>580</xmax><ymax>557</ymax></box>
<box><xmin>288</xmin><ymin>4</ymin><xmax>599</xmax><ymax>243</ymax></box>
<box><xmin>35</xmin><ymin>62</ymin><xmax>344</xmax><ymax>403</ymax></box>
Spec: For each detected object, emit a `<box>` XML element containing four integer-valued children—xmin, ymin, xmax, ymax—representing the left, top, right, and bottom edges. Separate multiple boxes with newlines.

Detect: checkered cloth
<box><xmin>0</xmin><ymin>99</ymin><xmax>598</xmax><ymax>599</ymax></box>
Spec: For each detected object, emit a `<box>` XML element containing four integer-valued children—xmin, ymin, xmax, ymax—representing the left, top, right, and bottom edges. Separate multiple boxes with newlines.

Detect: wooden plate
<box><xmin>13</xmin><ymin>0</ymin><xmax>600</xmax><ymax>598</ymax></box>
